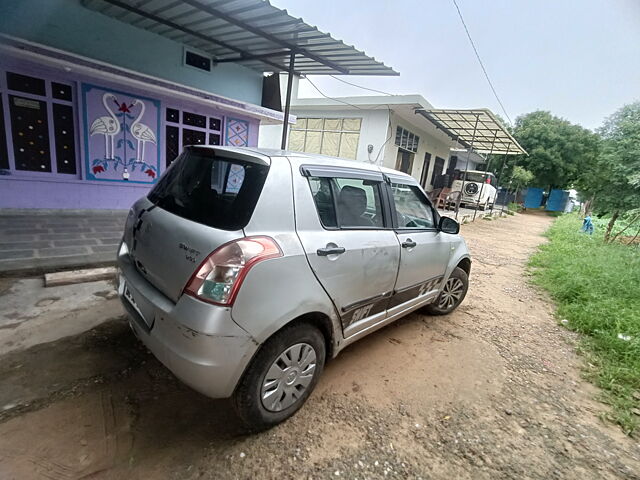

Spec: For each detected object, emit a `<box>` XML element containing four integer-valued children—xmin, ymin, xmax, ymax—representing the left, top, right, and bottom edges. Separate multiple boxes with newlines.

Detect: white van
<box><xmin>451</xmin><ymin>170</ymin><xmax>497</xmax><ymax>210</ymax></box>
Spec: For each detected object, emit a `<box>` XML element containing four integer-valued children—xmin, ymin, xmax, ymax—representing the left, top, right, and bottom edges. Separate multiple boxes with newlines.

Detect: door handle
<box><xmin>317</xmin><ymin>246</ymin><xmax>346</xmax><ymax>256</ymax></box>
<box><xmin>402</xmin><ymin>239</ymin><xmax>417</xmax><ymax>249</ymax></box>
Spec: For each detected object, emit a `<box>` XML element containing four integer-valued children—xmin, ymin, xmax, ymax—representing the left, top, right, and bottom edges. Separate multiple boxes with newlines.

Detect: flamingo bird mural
<box><xmin>131</xmin><ymin>99</ymin><xmax>157</xmax><ymax>162</ymax></box>
<box><xmin>89</xmin><ymin>93</ymin><xmax>120</xmax><ymax>159</ymax></box>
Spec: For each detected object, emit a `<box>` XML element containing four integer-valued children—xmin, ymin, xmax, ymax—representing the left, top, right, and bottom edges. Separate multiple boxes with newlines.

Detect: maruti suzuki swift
<box><xmin>118</xmin><ymin>146</ymin><xmax>471</xmax><ymax>429</ymax></box>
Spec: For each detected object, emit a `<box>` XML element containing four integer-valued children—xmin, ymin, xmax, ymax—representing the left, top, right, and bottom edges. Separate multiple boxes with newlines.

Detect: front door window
<box><xmin>389</xmin><ymin>181</ymin><xmax>450</xmax><ymax>309</ymax></box>
<box><xmin>391</xmin><ymin>183</ymin><xmax>436</xmax><ymax>229</ymax></box>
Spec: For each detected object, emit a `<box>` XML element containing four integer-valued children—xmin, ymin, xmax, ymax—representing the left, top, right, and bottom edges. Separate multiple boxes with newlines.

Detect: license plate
<box><xmin>123</xmin><ymin>282</ymin><xmax>148</xmax><ymax>325</ymax></box>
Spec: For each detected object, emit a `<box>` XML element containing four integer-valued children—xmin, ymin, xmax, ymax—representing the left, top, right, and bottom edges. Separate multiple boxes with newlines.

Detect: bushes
<box><xmin>529</xmin><ymin>214</ymin><xmax>640</xmax><ymax>434</ymax></box>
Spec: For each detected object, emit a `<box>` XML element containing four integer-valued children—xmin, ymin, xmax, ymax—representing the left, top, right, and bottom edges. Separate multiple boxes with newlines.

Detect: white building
<box><xmin>260</xmin><ymin>92</ymin><xmax>468</xmax><ymax>192</ymax></box>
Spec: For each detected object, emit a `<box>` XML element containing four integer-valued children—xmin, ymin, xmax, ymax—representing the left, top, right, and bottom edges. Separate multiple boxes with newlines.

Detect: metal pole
<box><xmin>491</xmin><ymin>143</ymin><xmax>511</xmax><ymax>214</ymax></box>
<box><xmin>472</xmin><ymin>129</ymin><xmax>498</xmax><ymax>221</ymax></box>
<box><xmin>456</xmin><ymin>113</ymin><xmax>480</xmax><ymax>221</ymax></box>
<box><xmin>280</xmin><ymin>50</ymin><xmax>296</xmax><ymax>150</ymax></box>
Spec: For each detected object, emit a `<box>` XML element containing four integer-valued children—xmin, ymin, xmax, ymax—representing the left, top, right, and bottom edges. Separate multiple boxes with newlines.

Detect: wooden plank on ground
<box><xmin>45</xmin><ymin>267</ymin><xmax>117</xmax><ymax>288</ymax></box>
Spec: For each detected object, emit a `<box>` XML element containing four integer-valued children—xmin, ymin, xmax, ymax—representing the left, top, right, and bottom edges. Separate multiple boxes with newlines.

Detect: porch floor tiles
<box><xmin>0</xmin><ymin>210</ymin><xmax>128</xmax><ymax>275</ymax></box>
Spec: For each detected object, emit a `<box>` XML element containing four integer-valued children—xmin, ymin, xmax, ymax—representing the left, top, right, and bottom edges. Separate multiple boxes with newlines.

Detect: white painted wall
<box><xmin>383</xmin><ymin>112</ymin><xmax>452</xmax><ymax>190</ymax></box>
<box><xmin>258</xmin><ymin>103</ymin><xmax>455</xmax><ymax>190</ymax></box>
<box><xmin>259</xmin><ymin>107</ymin><xmax>391</xmax><ymax>165</ymax></box>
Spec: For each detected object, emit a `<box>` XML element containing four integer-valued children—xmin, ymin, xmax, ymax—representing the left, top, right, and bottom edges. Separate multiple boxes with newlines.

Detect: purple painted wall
<box><xmin>0</xmin><ymin>53</ymin><xmax>262</xmax><ymax>210</ymax></box>
<box><xmin>0</xmin><ymin>177</ymin><xmax>149</xmax><ymax>209</ymax></box>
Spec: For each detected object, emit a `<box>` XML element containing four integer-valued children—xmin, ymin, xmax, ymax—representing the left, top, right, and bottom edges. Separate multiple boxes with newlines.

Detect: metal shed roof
<box><xmin>416</xmin><ymin>108</ymin><xmax>527</xmax><ymax>155</ymax></box>
<box><xmin>82</xmin><ymin>0</ymin><xmax>399</xmax><ymax>76</ymax></box>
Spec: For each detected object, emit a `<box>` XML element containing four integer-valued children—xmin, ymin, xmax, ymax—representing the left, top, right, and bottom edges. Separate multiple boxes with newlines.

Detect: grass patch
<box><xmin>508</xmin><ymin>202</ymin><xmax>521</xmax><ymax>212</ymax></box>
<box><xmin>546</xmin><ymin>211</ymin><xmax>564</xmax><ymax>217</ymax></box>
<box><xmin>529</xmin><ymin>214</ymin><xmax>640</xmax><ymax>434</ymax></box>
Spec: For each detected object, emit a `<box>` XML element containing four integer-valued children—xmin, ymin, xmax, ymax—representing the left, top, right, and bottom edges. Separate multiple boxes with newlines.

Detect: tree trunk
<box><xmin>604</xmin><ymin>210</ymin><xmax>619</xmax><ymax>243</ymax></box>
<box><xmin>583</xmin><ymin>196</ymin><xmax>594</xmax><ymax>215</ymax></box>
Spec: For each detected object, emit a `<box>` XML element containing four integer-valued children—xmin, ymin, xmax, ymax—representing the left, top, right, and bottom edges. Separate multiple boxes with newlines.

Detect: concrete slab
<box><xmin>45</xmin><ymin>267</ymin><xmax>117</xmax><ymax>287</ymax></box>
<box><xmin>0</xmin><ymin>276</ymin><xmax>123</xmax><ymax>355</ymax></box>
<box><xmin>0</xmin><ymin>210</ymin><xmax>127</xmax><ymax>275</ymax></box>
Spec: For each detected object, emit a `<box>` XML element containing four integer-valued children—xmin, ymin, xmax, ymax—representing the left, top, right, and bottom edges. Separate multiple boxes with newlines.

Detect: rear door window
<box><xmin>148</xmin><ymin>149</ymin><xmax>269</xmax><ymax>230</ymax></box>
<box><xmin>308</xmin><ymin>176</ymin><xmax>385</xmax><ymax>229</ymax></box>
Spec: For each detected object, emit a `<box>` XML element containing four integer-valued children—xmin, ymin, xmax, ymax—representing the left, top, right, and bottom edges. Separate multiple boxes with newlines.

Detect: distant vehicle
<box><xmin>117</xmin><ymin>146</ymin><xmax>471</xmax><ymax>429</ymax></box>
<box><xmin>451</xmin><ymin>170</ymin><xmax>497</xmax><ymax>210</ymax></box>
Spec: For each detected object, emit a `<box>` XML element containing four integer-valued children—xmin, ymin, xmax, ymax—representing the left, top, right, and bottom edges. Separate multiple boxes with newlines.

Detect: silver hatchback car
<box><xmin>118</xmin><ymin>146</ymin><xmax>471</xmax><ymax>429</ymax></box>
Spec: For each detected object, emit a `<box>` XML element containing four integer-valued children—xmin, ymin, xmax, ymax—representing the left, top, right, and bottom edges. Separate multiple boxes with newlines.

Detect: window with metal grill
<box><xmin>164</xmin><ymin>107</ymin><xmax>223</xmax><ymax>167</ymax></box>
<box><xmin>395</xmin><ymin>126</ymin><xmax>419</xmax><ymax>153</ymax></box>
<box><xmin>1</xmin><ymin>70</ymin><xmax>78</xmax><ymax>175</ymax></box>
<box><xmin>0</xmin><ymin>95</ymin><xmax>8</xmax><ymax>170</ymax></box>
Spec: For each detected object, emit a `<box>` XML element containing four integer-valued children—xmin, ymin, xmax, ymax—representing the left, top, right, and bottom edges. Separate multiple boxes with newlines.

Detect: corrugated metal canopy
<box><xmin>416</xmin><ymin>108</ymin><xmax>527</xmax><ymax>155</ymax></box>
<box><xmin>82</xmin><ymin>0</ymin><xmax>398</xmax><ymax>76</ymax></box>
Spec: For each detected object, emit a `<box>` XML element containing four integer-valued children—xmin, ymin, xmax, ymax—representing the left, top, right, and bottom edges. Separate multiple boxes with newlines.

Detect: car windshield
<box><xmin>147</xmin><ymin>149</ymin><xmax>269</xmax><ymax>231</ymax></box>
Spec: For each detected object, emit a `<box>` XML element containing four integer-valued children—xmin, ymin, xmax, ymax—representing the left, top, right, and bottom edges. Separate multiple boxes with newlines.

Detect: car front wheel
<box><xmin>424</xmin><ymin>267</ymin><xmax>469</xmax><ymax>315</ymax></box>
<box><xmin>232</xmin><ymin>322</ymin><xmax>326</xmax><ymax>430</ymax></box>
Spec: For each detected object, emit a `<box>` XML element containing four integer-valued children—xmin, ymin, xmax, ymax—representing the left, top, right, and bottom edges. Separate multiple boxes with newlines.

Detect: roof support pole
<box><xmin>455</xmin><ymin>113</ymin><xmax>480</xmax><ymax>221</ymax></box>
<box><xmin>492</xmin><ymin>144</ymin><xmax>510</xmax><ymax>215</ymax></box>
<box><xmin>472</xmin><ymin>129</ymin><xmax>498</xmax><ymax>221</ymax></box>
<box><xmin>280</xmin><ymin>50</ymin><xmax>296</xmax><ymax>150</ymax></box>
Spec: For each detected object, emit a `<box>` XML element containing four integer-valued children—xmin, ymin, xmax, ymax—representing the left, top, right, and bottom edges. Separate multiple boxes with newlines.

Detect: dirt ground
<box><xmin>1</xmin><ymin>212</ymin><xmax>639</xmax><ymax>479</ymax></box>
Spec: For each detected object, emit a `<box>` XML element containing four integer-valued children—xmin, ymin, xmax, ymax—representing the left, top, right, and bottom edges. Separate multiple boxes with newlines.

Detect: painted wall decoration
<box><xmin>225</xmin><ymin>117</ymin><xmax>249</xmax><ymax>147</ymax></box>
<box><xmin>82</xmin><ymin>83</ymin><xmax>160</xmax><ymax>183</ymax></box>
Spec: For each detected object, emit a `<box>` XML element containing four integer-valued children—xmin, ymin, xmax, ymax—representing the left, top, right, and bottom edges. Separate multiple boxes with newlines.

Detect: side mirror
<box><xmin>439</xmin><ymin>216</ymin><xmax>460</xmax><ymax>234</ymax></box>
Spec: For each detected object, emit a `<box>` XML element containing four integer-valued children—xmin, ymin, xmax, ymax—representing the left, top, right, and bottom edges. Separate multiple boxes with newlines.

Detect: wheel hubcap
<box><xmin>261</xmin><ymin>343</ymin><xmax>317</xmax><ymax>412</ymax></box>
<box><xmin>438</xmin><ymin>277</ymin><xmax>464</xmax><ymax>310</ymax></box>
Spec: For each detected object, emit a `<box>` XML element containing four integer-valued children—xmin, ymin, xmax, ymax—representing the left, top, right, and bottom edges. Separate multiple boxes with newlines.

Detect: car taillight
<box><xmin>183</xmin><ymin>236</ymin><xmax>282</xmax><ymax>306</ymax></box>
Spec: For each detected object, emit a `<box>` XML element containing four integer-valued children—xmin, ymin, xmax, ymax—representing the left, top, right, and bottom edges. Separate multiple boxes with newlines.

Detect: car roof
<box><xmin>189</xmin><ymin>145</ymin><xmax>417</xmax><ymax>184</ymax></box>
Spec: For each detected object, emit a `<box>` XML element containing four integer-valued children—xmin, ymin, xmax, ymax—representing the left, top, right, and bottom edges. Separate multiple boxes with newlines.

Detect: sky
<box><xmin>273</xmin><ymin>0</ymin><xmax>640</xmax><ymax>131</ymax></box>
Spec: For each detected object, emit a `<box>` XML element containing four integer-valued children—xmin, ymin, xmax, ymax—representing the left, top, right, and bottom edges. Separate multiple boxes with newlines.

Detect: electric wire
<box><xmin>302</xmin><ymin>76</ymin><xmax>392</xmax><ymax>164</ymax></box>
<box><xmin>328</xmin><ymin>75</ymin><xmax>394</xmax><ymax>96</ymax></box>
<box><xmin>304</xmin><ymin>76</ymin><xmax>366</xmax><ymax>110</ymax></box>
<box><xmin>451</xmin><ymin>0</ymin><xmax>513</xmax><ymax>125</ymax></box>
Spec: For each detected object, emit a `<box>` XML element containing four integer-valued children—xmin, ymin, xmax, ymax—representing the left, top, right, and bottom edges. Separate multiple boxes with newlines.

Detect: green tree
<box><xmin>508</xmin><ymin>111</ymin><xmax>600</xmax><ymax>190</ymax></box>
<box><xmin>577</xmin><ymin>102</ymin><xmax>640</xmax><ymax>241</ymax></box>
<box><xmin>510</xmin><ymin>166</ymin><xmax>534</xmax><ymax>194</ymax></box>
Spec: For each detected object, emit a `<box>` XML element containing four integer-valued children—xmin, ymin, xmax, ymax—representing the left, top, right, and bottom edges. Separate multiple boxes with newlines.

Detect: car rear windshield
<box><xmin>455</xmin><ymin>171</ymin><xmax>493</xmax><ymax>183</ymax></box>
<box><xmin>147</xmin><ymin>149</ymin><xmax>269</xmax><ymax>231</ymax></box>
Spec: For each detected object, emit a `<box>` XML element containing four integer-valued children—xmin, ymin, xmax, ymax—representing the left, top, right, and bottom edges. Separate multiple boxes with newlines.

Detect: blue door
<box><xmin>524</xmin><ymin>187</ymin><xmax>544</xmax><ymax>208</ymax></box>
<box><xmin>547</xmin><ymin>189</ymin><xmax>569</xmax><ymax>211</ymax></box>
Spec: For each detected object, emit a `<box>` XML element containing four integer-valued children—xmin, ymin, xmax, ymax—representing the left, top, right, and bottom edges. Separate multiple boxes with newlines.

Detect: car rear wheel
<box><xmin>232</xmin><ymin>322</ymin><xmax>326</xmax><ymax>430</ymax></box>
<box><xmin>424</xmin><ymin>267</ymin><xmax>469</xmax><ymax>315</ymax></box>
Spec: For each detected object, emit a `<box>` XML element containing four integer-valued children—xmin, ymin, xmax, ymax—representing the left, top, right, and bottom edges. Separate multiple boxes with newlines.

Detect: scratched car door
<box><xmin>294</xmin><ymin>165</ymin><xmax>401</xmax><ymax>338</ymax></box>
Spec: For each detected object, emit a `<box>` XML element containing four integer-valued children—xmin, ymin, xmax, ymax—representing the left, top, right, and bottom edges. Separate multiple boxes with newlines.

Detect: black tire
<box><xmin>232</xmin><ymin>322</ymin><xmax>326</xmax><ymax>431</ymax></box>
<box><xmin>424</xmin><ymin>267</ymin><xmax>469</xmax><ymax>315</ymax></box>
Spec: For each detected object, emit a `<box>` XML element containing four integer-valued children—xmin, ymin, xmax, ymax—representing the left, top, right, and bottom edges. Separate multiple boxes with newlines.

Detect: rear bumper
<box><xmin>117</xmin><ymin>251</ymin><xmax>259</xmax><ymax>399</ymax></box>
